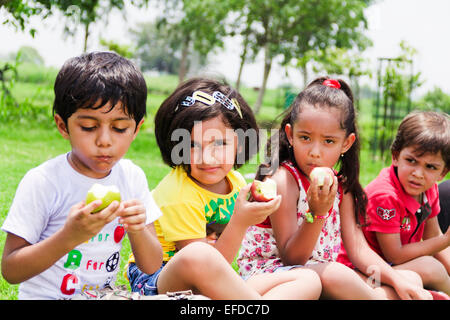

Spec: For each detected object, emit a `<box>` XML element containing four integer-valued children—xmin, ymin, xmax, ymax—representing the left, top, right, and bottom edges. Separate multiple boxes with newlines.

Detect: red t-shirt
<box><xmin>337</xmin><ymin>164</ymin><xmax>440</xmax><ymax>267</ymax></box>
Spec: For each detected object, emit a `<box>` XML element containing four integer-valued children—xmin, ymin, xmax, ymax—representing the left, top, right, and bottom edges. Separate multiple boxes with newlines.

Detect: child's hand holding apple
<box><xmin>229</xmin><ymin>179</ymin><xmax>281</xmax><ymax>229</ymax></box>
<box><xmin>307</xmin><ymin>167</ymin><xmax>337</xmax><ymax>221</ymax></box>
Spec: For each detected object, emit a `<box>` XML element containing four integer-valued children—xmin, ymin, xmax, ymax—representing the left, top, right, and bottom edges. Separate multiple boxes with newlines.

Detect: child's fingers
<box><xmin>330</xmin><ymin>176</ymin><xmax>338</xmax><ymax>194</ymax></box>
<box><xmin>321</xmin><ymin>175</ymin><xmax>338</xmax><ymax>200</ymax></box>
<box><xmin>308</xmin><ymin>181</ymin><xmax>319</xmax><ymax>201</ymax></box>
<box><xmin>267</xmin><ymin>194</ymin><xmax>282</xmax><ymax>208</ymax></box>
<box><xmin>81</xmin><ymin>200</ymin><xmax>102</xmax><ymax>214</ymax></box>
<box><xmin>237</xmin><ymin>183</ymin><xmax>252</xmax><ymax>199</ymax></box>
<box><xmin>266</xmin><ymin>195</ymin><xmax>282</xmax><ymax>214</ymax></box>
<box><xmin>322</xmin><ymin>174</ymin><xmax>333</xmax><ymax>191</ymax></box>
<box><xmin>250</xmin><ymin>195</ymin><xmax>282</xmax><ymax>214</ymax></box>
<box><xmin>121</xmin><ymin>199</ymin><xmax>143</xmax><ymax>209</ymax></box>
<box><xmin>119</xmin><ymin>206</ymin><xmax>146</xmax><ymax>226</ymax></box>
<box><xmin>120</xmin><ymin>203</ymin><xmax>146</xmax><ymax>217</ymax></box>
<box><xmin>97</xmin><ymin>200</ymin><xmax>122</xmax><ymax>223</ymax></box>
<box><xmin>316</xmin><ymin>171</ymin><xmax>334</xmax><ymax>194</ymax></box>
<box><xmin>121</xmin><ymin>213</ymin><xmax>146</xmax><ymax>230</ymax></box>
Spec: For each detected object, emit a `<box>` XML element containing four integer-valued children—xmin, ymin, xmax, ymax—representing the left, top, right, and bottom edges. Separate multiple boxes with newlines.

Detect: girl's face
<box><xmin>55</xmin><ymin>101</ymin><xmax>143</xmax><ymax>179</ymax></box>
<box><xmin>285</xmin><ymin>104</ymin><xmax>355</xmax><ymax>178</ymax></box>
<box><xmin>392</xmin><ymin>146</ymin><xmax>447</xmax><ymax>202</ymax></box>
<box><xmin>189</xmin><ymin>116</ymin><xmax>238</xmax><ymax>193</ymax></box>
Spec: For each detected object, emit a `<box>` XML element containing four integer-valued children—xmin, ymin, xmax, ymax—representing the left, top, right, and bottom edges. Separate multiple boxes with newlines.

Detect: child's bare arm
<box><xmin>271</xmin><ymin>168</ymin><xmax>337</xmax><ymax>265</ymax></box>
<box><xmin>423</xmin><ymin>217</ymin><xmax>450</xmax><ymax>273</ymax></box>
<box><xmin>376</xmin><ymin>217</ymin><xmax>450</xmax><ymax>265</ymax></box>
<box><xmin>1</xmin><ymin>200</ymin><xmax>119</xmax><ymax>284</ymax></box>
<box><xmin>122</xmin><ymin>199</ymin><xmax>163</xmax><ymax>274</ymax></box>
<box><xmin>214</xmin><ymin>183</ymin><xmax>282</xmax><ymax>264</ymax></box>
<box><xmin>2</xmin><ymin>230</ymin><xmax>76</xmax><ymax>284</ymax></box>
<box><xmin>175</xmin><ymin>184</ymin><xmax>282</xmax><ymax>264</ymax></box>
<box><xmin>340</xmin><ymin>193</ymin><xmax>430</xmax><ymax>300</ymax></box>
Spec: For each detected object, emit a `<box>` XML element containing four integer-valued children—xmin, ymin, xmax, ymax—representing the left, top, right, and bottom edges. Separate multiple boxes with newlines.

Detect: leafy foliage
<box><xmin>154</xmin><ymin>0</ymin><xmax>234</xmax><ymax>81</ymax></box>
<box><xmin>0</xmin><ymin>0</ymin><xmax>53</xmax><ymax>36</ymax></box>
<box><xmin>130</xmin><ymin>21</ymin><xmax>181</xmax><ymax>74</ymax></box>
<box><xmin>230</xmin><ymin>0</ymin><xmax>374</xmax><ymax>113</ymax></box>
<box><xmin>416</xmin><ymin>87</ymin><xmax>450</xmax><ymax>114</ymax></box>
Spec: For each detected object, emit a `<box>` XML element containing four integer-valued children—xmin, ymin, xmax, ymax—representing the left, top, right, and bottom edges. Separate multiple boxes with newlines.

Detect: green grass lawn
<box><xmin>0</xmin><ymin>72</ymin><xmax>403</xmax><ymax>299</ymax></box>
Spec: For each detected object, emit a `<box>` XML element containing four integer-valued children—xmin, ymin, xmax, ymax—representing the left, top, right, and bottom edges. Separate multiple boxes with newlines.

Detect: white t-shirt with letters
<box><xmin>2</xmin><ymin>153</ymin><xmax>162</xmax><ymax>299</ymax></box>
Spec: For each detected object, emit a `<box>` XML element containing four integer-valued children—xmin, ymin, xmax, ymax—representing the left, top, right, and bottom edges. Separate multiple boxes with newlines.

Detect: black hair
<box><xmin>256</xmin><ymin>76</ymin><xmax>368</xmax><ymax>225</ymax></box>
<box><xmin>154</xmin><ymin>77</ymin><xmax>259</xmax><ymax>173</ymax></box>
<box><xmin>52</xmin><ymin>51</ymin><xmax>147</xmax><ymax>128</ymax></box>
<box><xmin>391</xmin><ymin>111</ymin><xmax>450</xmax><ymax>170</ymax></box>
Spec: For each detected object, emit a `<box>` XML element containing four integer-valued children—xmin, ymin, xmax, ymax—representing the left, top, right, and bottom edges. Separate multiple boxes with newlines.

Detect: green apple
<box><xmin>85</xmin><ymin>183</ymin><xmax>121</xmax><ymax>213</ymax></box>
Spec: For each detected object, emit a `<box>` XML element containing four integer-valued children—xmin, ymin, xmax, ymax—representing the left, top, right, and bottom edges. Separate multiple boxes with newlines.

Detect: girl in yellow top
<box><xmin>127</xmin><ymin>78</ymin><xmax>322</xmax><ymax>299</ymax></box>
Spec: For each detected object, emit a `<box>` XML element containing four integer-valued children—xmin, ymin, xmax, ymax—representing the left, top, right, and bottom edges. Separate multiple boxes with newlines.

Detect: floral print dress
<box><xmin>237</xmin><ymin>161</ymin><xmax>343</xmax><ymax>278</ymax></box>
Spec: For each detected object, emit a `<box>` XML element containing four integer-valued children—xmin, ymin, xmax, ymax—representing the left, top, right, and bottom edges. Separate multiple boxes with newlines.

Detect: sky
<box><xmin>1</xmin><ymin>0</ymin><xmax>449</xmax><ymax>97</ymax></box>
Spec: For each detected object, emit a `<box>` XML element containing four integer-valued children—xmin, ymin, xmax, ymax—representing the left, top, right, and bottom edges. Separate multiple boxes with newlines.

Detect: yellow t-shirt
<box><xmin>128</xmin><ymin>166</ymin><xmax>247</xmax><ymax>263</ymax></box>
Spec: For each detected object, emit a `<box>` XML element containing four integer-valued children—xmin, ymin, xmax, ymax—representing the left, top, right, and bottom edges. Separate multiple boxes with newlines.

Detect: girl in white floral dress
<box><xmin>238</xmin><ymin>77</ymin><xmax>431</xmax><ymax>300</ymax></box>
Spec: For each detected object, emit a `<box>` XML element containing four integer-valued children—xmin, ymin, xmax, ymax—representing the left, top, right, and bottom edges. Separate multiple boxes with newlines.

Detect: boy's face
<box><xmin>393</xmin><ymin>146</ymin><xmax>447</xmax><ymax>202</ymax></box>
<box><xmin>55</xmin><ymin>100</ymin><xmax>144</xmax><ymax>179</ymax></box>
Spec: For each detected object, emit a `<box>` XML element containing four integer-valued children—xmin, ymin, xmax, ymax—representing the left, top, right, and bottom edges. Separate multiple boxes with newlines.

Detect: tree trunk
<box><xmin>178</xmin><ymin>34</ymin><xmax>190</xmax><ymax>83</ymax></box>
<box><xmin>83</xmin><ymin>22</ymin><xmax>90</xmax><ymax>53</ymax></box>
<box><xmin>236</xmin><ymin>33</ymin><xmax>249</xmax><ymax>91</ymax></box>
<box><xmin>352</xmin><ymin>76</ymin><xmax>360</xmax><ymax>110</ymax></box>
<box><xmin>301</xmin><ymin>64</ymin><xmax>308</xmax><ymax>89</ymax></box>
<box><xmin>253</xmin><ymin>44</ymin><xmax>272</xmax><ymax>115</ymax></box>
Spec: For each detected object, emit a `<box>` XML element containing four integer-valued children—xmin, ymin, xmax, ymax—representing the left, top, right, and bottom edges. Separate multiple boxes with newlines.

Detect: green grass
<box><xmin>0</xmin><ymin>70</ymin><xmax>391</xmax><ymax>299</ymax></box>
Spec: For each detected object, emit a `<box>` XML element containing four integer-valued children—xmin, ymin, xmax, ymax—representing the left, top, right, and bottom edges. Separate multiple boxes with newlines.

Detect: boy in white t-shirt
<box><xmin>1</xmin><ymin>51</ymin><xmax>163</xmax><ymax>299</ymax></box>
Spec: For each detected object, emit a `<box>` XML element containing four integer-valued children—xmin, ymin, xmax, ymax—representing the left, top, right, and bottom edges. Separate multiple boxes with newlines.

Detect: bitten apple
<box><xmin>251</xmin><ymin>178</ymin><xmax>277</xmax><ymax>202</ymax></box>
<box><xmin>85</xmin><ymin>183</ymin><xmax>121</xmax><ymax>213</ymax></box>
<box><xmin>310</xmin><ymin>167</ymin><xmax>333</xmax><ymax>187</ymax></box>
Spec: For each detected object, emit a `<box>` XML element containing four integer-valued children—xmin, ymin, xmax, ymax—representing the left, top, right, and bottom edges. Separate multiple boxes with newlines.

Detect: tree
<box><xmin>129</xmin><ymin>21</ymin><xmax>181</xmax><ymax>74</ymax></box>
<box><xmin>372</xmin><ymin>41</ymin><xmax>423</xmax><ymax>160</ymax></box>
<box><xmin>155</xmin><ymin>0</ymin><xmax>233</xmax><ymax>82</ymax></box>
<box><xmin>14</xmin><ymin>46</ymin><xmax>45</xmax><ymax>65</ymax></box>
<box><xmin>228</xmin><ymin>7</ymin><xmax>259</xmax><ymax>91</ymax></box>
<box><xmin>232</xmin><ymin>0</ymin><xmax>373</xmax><ymax>114</ymax></box>
<box><xmin>99</xmin><ymin>39</ymin><xmax>134</xmax><ymax>58</ymax></box>
<box><xmin>53</xmin><ymin>0</ymin><xmax>138</xmax><ymax>52</ymax></box>
<box><xmin>418</xmin><ymin>87</ymin><xmax>450</xmax><ymax>114</ymax></box>
<box><xmin>309</xmin><ymin>47</ymin><xmax>373</xmax><ymax>109</ymax></box>
<box><xmin>0</xmin><ymin>53</ymin><xmax>20</xmax><ymax>118</ymax></box>
<box><xmin>1</xmin><ymin>0</ymin><xmax>149</xmax><ymax>52</ymax></box>
<box><xmin>1</xmin><ymin>0</ymin><xmax>53</xmax><ymax>36</ymax></box>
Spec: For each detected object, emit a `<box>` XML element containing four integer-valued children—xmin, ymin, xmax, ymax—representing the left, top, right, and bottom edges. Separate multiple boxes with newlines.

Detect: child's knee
<box><xmin>293</xmin><ymin>268</ymin><xmax>322</xmax><ymax>298</ymax></box>
<box><xmin>397</xmin><ymin>269</ymin><xmax>423</xmax><ymax>287</ymax></box>
<box><xmin>291</xmin><ymin>268</ymin><xmax>321</xmax><ymax>285</ymax></box>
<box><xmin>319</xmin><ymin>262</ymin><xmax>358</xmax><ymax>287</ymax></box>
<box><xmin>416</xmin><ymin>256</ymin><xmax>449</xmax><ymax>285</ymax></box>
<box><xmin>173</xmin><ymin>242</ymin><xmax>227</xmax><ymax>277</ymax></box>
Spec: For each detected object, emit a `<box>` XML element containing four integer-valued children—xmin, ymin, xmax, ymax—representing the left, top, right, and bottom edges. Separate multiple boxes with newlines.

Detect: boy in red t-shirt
<box><xmin>339</xmin><ymin>111</ymin><xmax>450</xmax><ymax>295</ymax></box>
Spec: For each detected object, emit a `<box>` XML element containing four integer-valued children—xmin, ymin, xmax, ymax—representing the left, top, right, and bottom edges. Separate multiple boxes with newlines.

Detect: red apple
<box><xmin>310</xmin><ymin>167</ymin><xmax>333</xmax><ymax>187</ymax></box>
<box><xmin>251</xmin><ymin>178</ymin><xmax>277</xmax><ymax>202</ymax></box>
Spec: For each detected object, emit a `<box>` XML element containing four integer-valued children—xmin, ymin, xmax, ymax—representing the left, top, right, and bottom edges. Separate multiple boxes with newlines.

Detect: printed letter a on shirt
<box><xmin>377</xmin><ymin>207</ymin><xmax>396</xmax><ymax>221</ymax></box>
